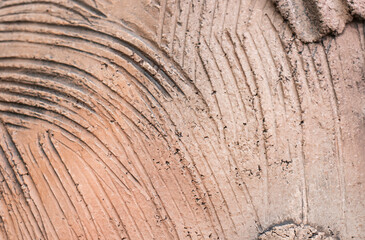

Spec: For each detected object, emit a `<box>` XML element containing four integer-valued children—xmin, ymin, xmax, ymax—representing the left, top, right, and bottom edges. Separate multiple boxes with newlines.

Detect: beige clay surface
<box><xmin>0</xmin><ymin>0</ymin><xmax>364</xmax><ymax>239</ymax></box>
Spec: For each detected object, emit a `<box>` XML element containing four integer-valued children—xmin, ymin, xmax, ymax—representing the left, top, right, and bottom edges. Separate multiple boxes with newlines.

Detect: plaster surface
<box><xmin>0</xmin><ymin>0</ymin><xmax>364</xmax><ymax>239</ymax></box>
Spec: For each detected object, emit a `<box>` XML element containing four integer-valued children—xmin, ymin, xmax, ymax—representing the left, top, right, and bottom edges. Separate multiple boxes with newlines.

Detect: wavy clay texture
<box><xmin>0</xmin><ymin>0</ymin><xmax>364</xmax><ymax>239</ymax></box>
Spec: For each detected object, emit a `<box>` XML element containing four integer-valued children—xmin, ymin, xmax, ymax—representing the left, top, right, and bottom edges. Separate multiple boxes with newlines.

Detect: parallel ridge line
<box><xmin>0</xmin><ymin>121</ymin><xmax>47</xmax><ymax>239</ymax></box>
<box><xmin>45</xmin><ymin>132</ymin><xmax>102</xmax><ymax>238</ymax></box>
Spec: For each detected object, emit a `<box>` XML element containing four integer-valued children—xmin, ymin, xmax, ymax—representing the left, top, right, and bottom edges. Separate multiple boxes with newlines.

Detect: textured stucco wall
<box><xmin>0</xmin><ymin>0</ymin><xmax>364</xmax><ymax>239</ymax></box>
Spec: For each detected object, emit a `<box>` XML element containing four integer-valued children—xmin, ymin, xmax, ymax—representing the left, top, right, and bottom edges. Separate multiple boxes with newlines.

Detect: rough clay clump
<box><xmin>258</xmin><ymin>224</ymin><xmax>335</xmax><ymax>240</ymax></box>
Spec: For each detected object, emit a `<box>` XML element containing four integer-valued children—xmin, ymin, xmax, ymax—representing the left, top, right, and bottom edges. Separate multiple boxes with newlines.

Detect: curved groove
<box><xmin>0</xmin><ymin>1</ymin><xmax>91</xmax><ymax>22</ymax></box>
<box><xmin>0</xmin><ymin>78</ymin><xmax>96</xmax><ymax>113</ymax></box>
<box><xmin>44</xmin><ymin>133</ymin><xmax>104</xmax><ymax>238</ymax></box>
<box><xmin>0</xmin><ymin>6</ymin><xmax>198</xmax><ymax>238</ymax></box>
<box><xmin>0</xmin><ymin>100</ymin><xmax>140</xmax><ymax>193</ymax></box>
<box><xmin>71</xmin><ymin>0</ymin><xmax>106</xmax><ymax>18</ymax></box>
<box><xmin>0</xmin><ymin>56</ymin><xmax>165</xmax><ymax>138</ymax></box>
<box><xmin>0</xmin><ymin>103</ymin><xmax>180</xmax><ymax>238</ymax></box>
<box><xmin>0</xmin><ymin>24</ymin><xmax>185</xmax><ymax>100</ymax></box>
<box><xmin>0</xmin><ymin>121</ymin><xmax>49</xmax><ymax>239</ymax></box>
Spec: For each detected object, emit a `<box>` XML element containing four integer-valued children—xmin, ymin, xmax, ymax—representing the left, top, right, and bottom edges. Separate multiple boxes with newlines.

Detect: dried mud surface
<box><xmin>0</xmin><ymin>0</ymin><xmax>364</xmax><ymax>239</ymax></box>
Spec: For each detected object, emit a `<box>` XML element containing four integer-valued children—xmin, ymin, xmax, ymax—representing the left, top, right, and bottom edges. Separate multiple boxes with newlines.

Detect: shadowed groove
<box><xmin>0</xmin><ymin>121</ymin><xmax>51</xmax><ymax>239</ymax></box>
<box><xmin>323</xmin><ymin>38</ymin><xmax>347</xmax><ymax>213</ymax></box>
<box><xmin>0</xmin><ymin>2</ymin><xmax>191</xmax><ymax>238</ymax></box>
<box><xmin>0</xmin><ymin>66</ymin><xmax>162</xmax><ymax>142</ymax></box>
<box><xmin>45</xmin><ymin>133</ymin><xmax>105</xmax><ymax>238</ymax></box>
<box><xmin>49</xmin><ymin>139</ymin><xmax>131</xmax><ymax>239</ymax></box>
<box><xmin>0</xmin><ymin>56</ymin><xmax>166</xmax><ymax>140</ymax></box>
<box><xmin>0</xmin><ymin>20</ymin><xmax>186</xmax><ymax>97</ymax></box>
<box><xmin>0</xmin><ymin>77</ymin><xmax>96</xmax><ymax>113</ymax></box>
<box><xmin>93</xmin><ymin>97</ymin><xmax>200</xmax><ymax>240</ymax></box>
<box><xmin>0</xmin><ymin>100</ymin><xmax>140</xmax><ymax>194</ymax></box>
<box><xmin>0</xmin><ymin>4</ymin><xmax>252</xmax><ymax>237</ymax></box>
<box><xmin>0</xmin><ymin>1</ymin><xmax>92</xmax><ymax>22</ymax></box>
<box><xmin>38</xmin><ymin>133</ymin><xmax>93</xmax><ymax>239</ymax></box>
<box><xmin>0</xmin><ymin>28</ymin><xmax>196</xmax><ymax>238</ymax></box>
<box><xmin>71</xmin><ymin>0</ymin><xmax>106</xmax><ymax>18</ymax></box>
<box><xmin>0</xmin><ymin>39</ymin><xmax>222</xmax><ymax>238</ymax></box>
<box><xmin>0</xmin><ymin>36</ymin><xmax>173</xmax><ymax>100</ymax></box>
<box><xmin>220</xmin><ymin>30</ymin><xmax>264</xmax><ymax>232</ymax></box>
<box><xmin>38</xmin><ymin>139</ymin><xmax>116</xmax><ymax>239</ymax></box>
<box><xmin>34</xmin><ymin>139</ymin><xmax>79</xmax><ymax>239</ymax></box>
<box><xmin>200</xmin><ymin>33</ymin><xmax>268</xmax><ymax>234</ymax></box>
<box><xmin>259</xmin><ymin>17</ymin><xmax>309</xmax><ymax>224</ymax></box>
